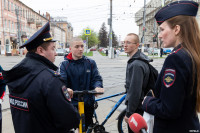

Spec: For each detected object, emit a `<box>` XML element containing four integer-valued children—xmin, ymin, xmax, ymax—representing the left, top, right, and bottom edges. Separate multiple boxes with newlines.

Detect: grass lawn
<box><xmin>147</xmin><ymin>54</ymin><xmax>168</xmax><ymax>59</ymax></box>
<box><xmin>84</xmin><ymin>51</ymin><xmax>93</xmax><ymax>56</ymax></box>
<box><xmin>98</xmin><ymin>51</ymin><xmax>106</xmax><ymax>56</ymax></box>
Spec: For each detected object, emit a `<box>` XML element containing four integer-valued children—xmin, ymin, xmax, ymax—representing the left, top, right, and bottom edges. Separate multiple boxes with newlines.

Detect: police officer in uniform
<box><xmin>0</xmin><ymin>65</ymin><xmax>6</xmax><ymax>133</ymax></box>
<box><xmin>142</xmin><ymin>1</ymin><xmax>200</xmax><ymax>133</ymax></box>
<box><xmin>3</xmin><ymin>22</ymin><xmax>80</xmax><ymax>133</ymax></box>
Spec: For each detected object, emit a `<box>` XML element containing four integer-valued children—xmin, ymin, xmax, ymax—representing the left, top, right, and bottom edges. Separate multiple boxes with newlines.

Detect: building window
<box><xmin>12</xmin><ymin>21</ymin><xmax>14</xmax><ymax>32</ymax></box>
<box><xmin>4</xmin><ymin>0</ymin><xmax>7</xmax><ymax>9</ymax></box>
<box><xmin>8</xmin><ymin>20</ymin><xmax>10</xmax><ymax>31</ymax></box>
<box><xmin>4</xmin><ymin>19</ymin><xmax>7</xmax><ymax>28</ymax></box>
<box><xmin>6</xmin><ymin>39</ymin><xmax>9</xmax><ymax>44</ymax></box>
<box><xmin>11</xmin><ymin>2</ymin><xmax>13</xmax><ymax>12</ymax></box>
<box><xmin>8</xmin><ymin>1</ymin><xmax>9</xmax><ymax>11</ymax></box>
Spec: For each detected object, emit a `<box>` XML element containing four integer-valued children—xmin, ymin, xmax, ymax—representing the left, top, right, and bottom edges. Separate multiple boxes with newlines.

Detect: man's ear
<box><xmin>174</xmin><ymin>25</ymin><xmax>181</xmax><ymax>36</ymax></box>
<box><xmin>136</xmin><ymin>43</ymin><xmax>140</xmax><ymax>47</ymax></box>
<box><xmin>36</xmin><ymin>46</ymin><xmax>44</xmax><ymax>55</ymax></box>
<box><xmin>69</xmin><ymin>46</ymin><xmax>72</xmax><ymax>52</ymax></box>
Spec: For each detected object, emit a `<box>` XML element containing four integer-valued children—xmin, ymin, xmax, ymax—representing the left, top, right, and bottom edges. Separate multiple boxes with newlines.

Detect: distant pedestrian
<box><xmin>0</xmin><ymin>65</ymin><xmax>5</xmax><ymax>133</ymax></box>
<box><xmin>123</xmin><ymin>33</ymin><xmax>151</xmax><ymax>133</ymax></box>
<box><xmin>114</xmin><ymin>49</ymin><xmax>116</xmax><ymax>58</ymax></box>
<box><xmin>142</xmin><ymin>1</ymin><xmax>200</xmax><ymax>133</ymax></box>
<box><xmin>160</xmin><ymin>47</ymin><xmax>163</xmax><ymax>57</ymax></box>
<box><xmin>3</xmin><ymin>22</ymin><xmax>80</xmax><ymax>133</ymax></box>
<box><xmin>116</xmin><ymin>49</ymin><xmax>120</xmax><ymax>57</ymax></box>
<box><xmin>106</xmin><ymin>49</ymin><xmax>108</xmax><ymax>56</ymax></box>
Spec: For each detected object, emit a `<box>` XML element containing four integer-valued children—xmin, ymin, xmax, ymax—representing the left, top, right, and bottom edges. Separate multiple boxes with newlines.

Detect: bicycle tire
<box><xmin>117</xmin><ymin>109</ymin><xmax>128</xmax><ymax>133</ymax></box>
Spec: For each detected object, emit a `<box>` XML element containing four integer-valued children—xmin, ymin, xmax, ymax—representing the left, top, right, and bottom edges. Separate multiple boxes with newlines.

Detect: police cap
<box><xmin>155</xmin><ymin>1</ymin><xmax>199</xmax><ymax>25</ymax></box>
<box><xmin>20</xmin><ymin>22</ymin><xmax>56</xmax><ymax>51</ymax></box>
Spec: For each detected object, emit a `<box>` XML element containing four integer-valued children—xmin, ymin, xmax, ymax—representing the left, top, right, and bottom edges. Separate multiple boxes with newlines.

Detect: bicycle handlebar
<box><xmin>73</xmin><ymin>90</ymin><xmax>104</xmax><ymax>95</ymax></box>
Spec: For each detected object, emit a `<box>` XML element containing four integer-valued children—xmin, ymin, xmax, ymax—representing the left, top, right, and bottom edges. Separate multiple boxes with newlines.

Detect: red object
<box><xmin>66</xmin><ymin>52</ymin><xmax>73</xmax><ymax>60</ymax></box>
<box><xmin>128</xmin><ymin>113</ymin><xmax>148</xmax><ymax>133</ymax></box>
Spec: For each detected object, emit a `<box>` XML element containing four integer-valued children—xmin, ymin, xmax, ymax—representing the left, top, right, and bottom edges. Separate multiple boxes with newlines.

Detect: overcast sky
<box><xmin>20</xmin><ymin>0</ymin><xmax>151</xmax><ymax>40</ymax></box>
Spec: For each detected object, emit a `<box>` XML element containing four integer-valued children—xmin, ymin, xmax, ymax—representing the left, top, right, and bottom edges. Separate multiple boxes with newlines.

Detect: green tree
<box><xmin>112</xmin><ymin>30</ymin><xmax>118</xmax><ymax>47</ymax></box>
<box><xmin>98</xmin><ymin>22</ymin><xmax>108</xmax><ymax>48</ymax></box>
<box><xmin>81</xmin><ymin>28</ymin><xmax>99</xmax><ymax>48</ymax></box>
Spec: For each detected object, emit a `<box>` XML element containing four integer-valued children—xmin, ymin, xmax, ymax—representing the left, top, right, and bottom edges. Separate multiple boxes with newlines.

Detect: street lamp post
<box><xmin>141</xmin><ymin>0</ymin><xmax>146</xmax><ymax>53</ymax></box>
<box><xmin>108</xmin><ymin>0</ymin><xmax>113</xmax><ymax>59</ymax></box>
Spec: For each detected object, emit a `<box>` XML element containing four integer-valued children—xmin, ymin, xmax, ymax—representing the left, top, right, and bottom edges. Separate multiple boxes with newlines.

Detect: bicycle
<box><xmin>73</xmin><ymin>90</ymin><xmax>128</xmax><ymax>133</ymax></box>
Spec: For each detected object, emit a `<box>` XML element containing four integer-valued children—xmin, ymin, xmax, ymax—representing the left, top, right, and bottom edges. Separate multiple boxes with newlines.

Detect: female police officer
<box><xmin>142</xmin><ymin>1</ymin><xmax>200</xmax><ymax>133</ymax></box>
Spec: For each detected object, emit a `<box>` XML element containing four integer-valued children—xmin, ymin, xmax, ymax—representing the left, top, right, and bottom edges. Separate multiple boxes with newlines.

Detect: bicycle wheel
<box><xmin>117</xmin><ymin>109</ymin><xmax>128</xmax><ymax>133</ymax></box>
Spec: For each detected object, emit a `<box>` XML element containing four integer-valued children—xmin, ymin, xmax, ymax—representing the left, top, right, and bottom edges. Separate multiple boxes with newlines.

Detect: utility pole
<box><xmin>86</xmin><ymin>36</ymin><xmax>88</xmax><ymax>56</ymax></box>
<box><xmin>15</xmin><ymin>8</ymin><xmax>22</xmax><ymax>56</ymax></box>
<box><xmin>141</xmin><ymin>0</ymin><xmax>146</xmax><ymax>52</ymax></box>
<box><xmin>118</xmin><ymin>35</ymin><xmax>121</xmax><ymax>48</ymax></box>
<box><xmin>108</xmin><ymin>0</ymin><xmax>113</xmax><ymax>59</ymax></box>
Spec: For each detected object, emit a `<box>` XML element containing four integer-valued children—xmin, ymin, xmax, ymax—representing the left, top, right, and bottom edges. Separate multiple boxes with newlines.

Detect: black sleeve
<box><xmin>126</xmin><ymin>63</ymin><xmax>144</xmax><ymax>117</ymax></box>
<box><xmin>0</xmin><ymin>66</ymin><xmax>6</xmax><ymax>98</ymax></box>
<box><xmin>142</xmin><ymin>54</ymin><xmax>188</xmax><ymax>119</ymax></box>
<box><xmin>46</xmin><ymin>77</ymin><xmax>80</xmax><ymax>132</ymax></box>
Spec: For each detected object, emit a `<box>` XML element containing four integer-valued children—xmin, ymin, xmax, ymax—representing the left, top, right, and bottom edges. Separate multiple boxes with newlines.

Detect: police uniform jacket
<box><xmin>142</xmin><ymin>44</ymin><xmax>200</xmax><ymax>133</ymax></box>
<box><xmin>3</xmin><ymin>52</ymin><xmax>80</xmax><ymax>133</ymax></box>
<box><xmin>0</xmin><ymin>65</ymin><xmax>6</xmax><ymax>99</ymax></box>
<box><xmin>59</xmin><ymin>53</ymin><xmax>103</xmax><ymax>106</ymax></box>
<box><xmin>125</xmin><ymin>50</ymin><xmax>150</xmax><ymax>117</ymax></box>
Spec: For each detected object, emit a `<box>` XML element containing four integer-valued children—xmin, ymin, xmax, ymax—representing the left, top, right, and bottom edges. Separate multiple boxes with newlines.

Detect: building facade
<box><xmin>135</xmin><ymin>0</ymin><xmax>200</xmax><ymax>48</ymax></box>
<box><xmin>52</xmin><ymin>17</ymin><xmax>74</xmax><ymax>48</ymax></box>
<box><xmin>0</xmin><ymin>0</ymin><xmax>68</xmax><ymax>55</ymax></box>
<box><xmin>51</xmin><ymin>23</ymin><xmax>66</xmax><ymax>49</ymax></box>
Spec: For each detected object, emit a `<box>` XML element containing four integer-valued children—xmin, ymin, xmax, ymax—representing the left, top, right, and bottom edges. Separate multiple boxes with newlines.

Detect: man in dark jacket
<box><xmin>0</xmin><ymin>65</ymin><xmax>6</xmax><ymax>133</ymax></box>
<box><xmin>2</xmin><ymin>22</ymin><xmax>80</xmax><ymax>133</ymax></box>
<box><xmin>123</xmin><ymin>33</ymin><xmax>150</xmax><ymax>133</ymax></box>
<box><xmin>59</xmin><ymin>37</ymin><xmax>104</xmax><ymax>131</ymax></box>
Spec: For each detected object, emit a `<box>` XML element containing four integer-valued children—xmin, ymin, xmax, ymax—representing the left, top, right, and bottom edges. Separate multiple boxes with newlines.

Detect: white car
<box><xmin>147</xmin><ymin>48</ymin><xmax>160</xmax><ymax>55</ymax></box>
<box><xmin>56</xmin><ymin>49</ymin><xmax>65</xmax><ymax>56</ymax></box>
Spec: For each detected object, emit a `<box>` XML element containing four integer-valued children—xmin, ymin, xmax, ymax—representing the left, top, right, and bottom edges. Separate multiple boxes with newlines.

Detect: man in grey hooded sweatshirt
<box><xmin>123</xmin><ymin>33</ymin><xmax>150</xmax><ymax>133</ymax></box>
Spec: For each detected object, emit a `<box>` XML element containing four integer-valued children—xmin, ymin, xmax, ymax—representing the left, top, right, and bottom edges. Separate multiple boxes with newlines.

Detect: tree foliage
<box><xmin>81</xmin><ymin>27</ymin><xmax>99</xmax><ymax>48</ymax></box>
<box><xmin>112</xmin><ymin>30</ymin><xmax>118</xmax><ymax>47</ymax></box>
<box><xmin>98</xmin><ymin>22</ymin><xmax>108</xmax><ymax>48</ymax></box>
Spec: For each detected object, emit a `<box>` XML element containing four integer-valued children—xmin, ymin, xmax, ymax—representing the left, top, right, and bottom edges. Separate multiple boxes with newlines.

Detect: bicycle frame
<box><xmin>74</xmin><ymin>91</ymin><xmax>126</xmax><ymax>133</ymax></box>
<box><xmin>77</xmin><ymin>94</ymin><xmax>86</xmax><ymax>133</ymax></box>
<box><xmin>94</xmin><ymin>92</ymin><xmax>126</xmax><ymax>126</ymax></box>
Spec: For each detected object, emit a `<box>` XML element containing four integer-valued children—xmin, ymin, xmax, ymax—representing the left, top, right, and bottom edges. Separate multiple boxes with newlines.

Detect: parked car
<box><xmin>163</xmin><ymin>47</ymin><xmax>173</xmax><ymax>54</ymax></box>
<box><xmin>56</xmin><ymin>49</ymin><xmax>65</xmax><ymax>56</ymax></box>
<box><xmin>139</xmin><ymin>45</ymin><xmax>148</xmax><ymax>52</ymax></box>
<box><xmin>147</xmin><ymin>47</ymin><xmax>160</xmax><ymax>55</ymax></box>
<box><xmin>64</xmin><ymin>48</ymin><xmax>70</xmax><ymax>54</ymax></box>
<box><xmin>90</xmin><ymin>48</ymin><xmax>96</xmax><ymax>51</ymax></box>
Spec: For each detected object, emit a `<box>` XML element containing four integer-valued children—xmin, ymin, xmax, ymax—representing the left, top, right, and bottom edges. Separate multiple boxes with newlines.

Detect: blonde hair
<box><xmin>127</xmin><ymin>33</ymin><xmax>139</xmax><ymax>43</ymax></box>
<box><xmin>167</xmin><ymin>16</ymin><xmax>200</xmax><ymax>112</ymax></box>
<box><xmin>70</xmin><ymin>37</ymin><xmax>83</xmax><ymax>47</ymax></box>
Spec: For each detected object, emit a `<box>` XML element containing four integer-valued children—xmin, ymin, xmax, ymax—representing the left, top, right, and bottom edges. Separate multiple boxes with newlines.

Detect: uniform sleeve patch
<box><xmin>9</xmin><ymin>95</ymin><xmax>29</xmax><ymax>112</ymax></box>
<box><xmin>0</xmin><ymin>72</ymin><xmax>3</xmax><ymax>80</ymax></box>
<box><xmin>163</xmin><ymin>69</ymin><xmax>176</xmax><ymax>88</ymax></box>
<box><xmin>62</xmin><ymin>86</ymin><xmax>71</xmax><ymax>102</ymax></box>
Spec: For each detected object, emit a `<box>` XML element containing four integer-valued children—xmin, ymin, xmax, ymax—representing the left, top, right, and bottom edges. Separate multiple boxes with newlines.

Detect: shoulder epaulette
<box><xmin>47</xmin><ymin>69</ymin><xmax>60</xmax><ymax>76</ymax></box>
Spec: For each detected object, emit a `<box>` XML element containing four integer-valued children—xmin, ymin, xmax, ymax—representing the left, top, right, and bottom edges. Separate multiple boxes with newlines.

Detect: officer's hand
<box><xmin>124</xmin><ymin>116</ymin><xmax>129</xmax><ymax>123</ymax></box>
<box><xmin>67</xmin><ymin>88</ymin><xmax>73</xmax><ymax>98</ymax></box>
<box><xmin>95</xmin><ymin>87</ymin><xmax>104</xmax><ymax>97</ymax></box>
